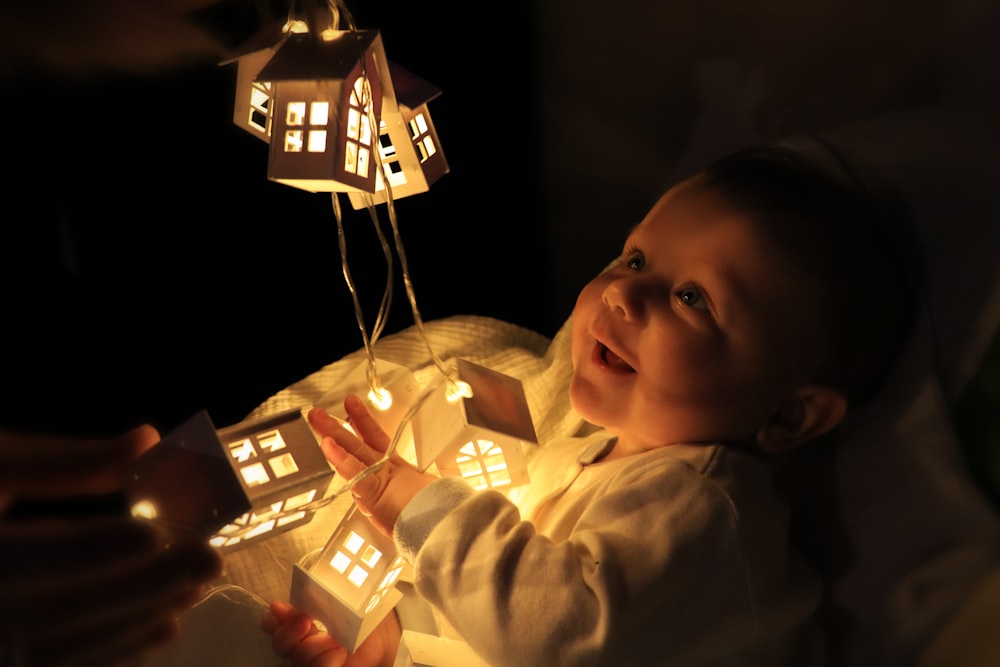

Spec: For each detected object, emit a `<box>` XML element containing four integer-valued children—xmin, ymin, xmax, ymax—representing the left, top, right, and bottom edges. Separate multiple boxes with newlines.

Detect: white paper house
<box><xmin>346</xmin><ymin>61</ymin><xmax>449</xmax><ymax>210</ymax></box>
<box><xmin>254</xmin><ymin>29</ymin><xmax>394</xmax><ymax>194</ymax></box>
<box><xmin>122</xmin><ymin>408</ymin><xmax>334</xmax><ymax>551</ymax></box>
<box><xmin>219</xmin><ymin>18</ymin><xmax>294</xmax><ymax>142</ymax></box>
<box><xmin>210</xmin><ymin>409</ymin><xmax>335</xmax><ymax>550</ymax></box>
<box><xmin>411</xmin><ymin>359</ymin><xmax>537</xmax><ymax>491</ymax></box>
<box><xmin>291</xmin><ymin>504</ymin><xmax>409</xmax><ymax>651</ymax></box>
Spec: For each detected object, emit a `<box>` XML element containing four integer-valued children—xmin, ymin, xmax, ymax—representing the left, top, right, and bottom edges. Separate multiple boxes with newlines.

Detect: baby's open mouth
<box><xmin>598</xmin><ymin>343</ymin><xmax>635</xmax><ymax>372</ymax></box>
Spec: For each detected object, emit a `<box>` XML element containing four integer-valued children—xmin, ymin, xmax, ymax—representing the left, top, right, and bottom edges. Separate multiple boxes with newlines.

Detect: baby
<box><xmin>261</xmin><ymin>139</ymin><xmax>920</xmax><ymax>667</ymax></box>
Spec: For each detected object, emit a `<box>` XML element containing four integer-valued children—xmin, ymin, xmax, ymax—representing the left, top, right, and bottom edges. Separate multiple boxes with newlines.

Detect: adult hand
<box><xmin>307</xmin><ymin>396</ymin><xmax>438</xmax><ymax>539</ymax></box>
<box><xmin>0</xmin><ymin>425</ymin><xmax>224</xmax><ymax>667</ymax></box>
<box><xmin>261</xmin><ymin>600</ymin><xmax>401</xmax><ymax>667</ymax></box>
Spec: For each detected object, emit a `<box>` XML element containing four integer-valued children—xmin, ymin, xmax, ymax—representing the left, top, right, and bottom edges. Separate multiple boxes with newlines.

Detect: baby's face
<box><xmin>569</xmin><ymin>179</ymin><xmax>821</xmax><ymax>452</ymax></box>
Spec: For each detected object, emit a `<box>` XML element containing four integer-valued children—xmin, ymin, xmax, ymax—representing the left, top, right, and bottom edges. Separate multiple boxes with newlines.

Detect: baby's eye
<box><xmin>624</xmin><ymin>250</ymin><xmax>644</xmax><ymax>271</ymax></box>
<box><xmin>676</xmin><ymin>285</ymin><xmax>709</xmax><ymax>312</ymax></box>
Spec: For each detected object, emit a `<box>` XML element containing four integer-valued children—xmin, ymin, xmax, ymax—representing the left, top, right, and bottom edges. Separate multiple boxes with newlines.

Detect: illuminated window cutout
<box><xmin>277</xmin><ymin>510</ymin><xmax>307</xmax><ymax>527</ymax></box>
<box><xmin>455</xmin><ymin>441</ymin><xmax>511</xmax><ymax>489</ymax></box>
<box><xmin>257</xmin><ymin>430</ymin><xmax>286</xmax><ymax>452</ymax></box>
<box><xmin>251</xmin><ymin>500</ymin><xmax>284</xmax><ymax>523</ymax></box>
<box><xmin>229</xmin><ymin>438</ymin><xmax>256</xmax><ymax>463</ymax></box>
<box><xmin>249</xmin><ymin>85</ymin><xmax>270</xmax><ymax>133</ymax></box>
<box><xmin>344</xmin><ymin>531</ymin><xmax>365</xmax><ymax>554</ymax></box>
<box><xmin>245</xmin><ymin>519</ymin><xmax>277</xmax><ymax>539</ymax></box>
<box><xmin>347</xmin><ymin>108</ymin><xmax>361</xmax><ymax>141</ymax></box>
<box><xmin>421</xmin><ymin>136</ymin><xmax>437</xmax><ymax>159</ymax></box>
<box><xmin>309</xmin><ymin>101</ymin><xmax>330</xmax><ymax>125</ymax></box>
<box><xmin>331</xmin><ymin>550</ymin><xmax>352</xmax><ymax>573</ymax></box>
<box><xmin>359</xmin><ymin>544</ymin><xmax>382</xmax><ymax>569</ymax></box>
<box><xmin>357</xmin><ymin>146</ymin><xmax>370</xmax><ymax>178</ymax></box>
<box><xmin>286</xmin><ymin>101</ymin><xmax>306</xmax><ymax>126</ymax></box>
<box><xmin>285</xmin><ymin>489</ymin><xmax>317</xmax><ymax>509</ymax></box>
<box><xmin>409</xmin><ymin>114</ymin><xmax>429</xmax><ymax>137</ymax></box>
<box><xmin>379</xmin><ymin>129</ymin><xmax>396</xmax><ymax>156</ymax></box>
<box><xmin>345</xmin><ymin>141</ymin><xmax>358</xmax><ymax>173</ymax></box>
<box><xmin>347</xmin><ymin>564</ymin><xmax>369</xmax><ymax>587</ymax></box>
<box><xmin>241</xmin><ymin>462</ymin><xmax>270</xmax><ymax>486</ymax></box>
<box><xmin>284</xmin><ymin>130</ymin><xmax>304</xmax><ymax>152</ymax></box>
<box><xmin>307</xmin><ymin>130</ymin><xmax>327</xmax><ymax>152</ymax></box>
<box><xmin>269</xmin><ymin>452</ymin><xmax>300</xmax><ymax>478</ymax></box>
<box><xmin>378</xmin><ymin>563</ymin><xmax>404</xmax><ymax>591</ymax></box>
<box><xmin>386</xmin><ymin>162</ymin><xmax>407</xmax><ymax>187</ymax></box>
<box><xmin>484</xmin><ymin>448</ymin><xmax>507</xmax><ymax>471</ymax></box>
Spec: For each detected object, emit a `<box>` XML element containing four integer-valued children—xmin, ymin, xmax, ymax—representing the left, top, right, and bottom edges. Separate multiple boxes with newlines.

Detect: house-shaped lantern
<box><xmin>346</xmin><ymin>61</ymin><xmax>449</xmax><ymax>210</ymax></box>
<box><xmin>123</xmin><ymin>408</ymin><xmax>335</xmax><ymax>551</ymax></box>
<box><xmin>314</xmin><ymin>357</ymin><xmax>422</xmax><ymax>465</ymax></box>
<box><xmin>254</xmin><ymin>29</ymin><xmax>394</xmax><ymax>194</ymax></box>
<box><xmin>291</xmin><ymin>504</ymin><xmax>409</xmax><ymax>651</ymax></box>
<box><xmin>411</xmin><ymin>359</ymin><xmax>536</xmax><ymax>491</ymax></box>
<box><xmin>220</xmin><ymin>18</ymin><xmax>304</xmax><ymax>143</ymax></box>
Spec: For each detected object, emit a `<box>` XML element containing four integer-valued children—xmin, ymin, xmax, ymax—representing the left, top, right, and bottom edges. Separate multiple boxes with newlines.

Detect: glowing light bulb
<box><xmin>445</xmin><ymin>380</ymin><xmax>473</xmax><ymax>403</ymax></box>
<box><xmin>368</xmin><ymin>386</ymin><xmax>393</xmax><ymax>411</ymax></box>
<box><xmin>131</xmin><ymin>500</ymin><xmax>158</xmax><ymax>521</ymax></box>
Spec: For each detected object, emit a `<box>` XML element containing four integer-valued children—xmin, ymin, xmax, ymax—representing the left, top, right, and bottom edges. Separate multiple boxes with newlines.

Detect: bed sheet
<box><xmin>139</xmin><ymin>314</ymin><xmax>579</xmax><ymax>667</ymax></box>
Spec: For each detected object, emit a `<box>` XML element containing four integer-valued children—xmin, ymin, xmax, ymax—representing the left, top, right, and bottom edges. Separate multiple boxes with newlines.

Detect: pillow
<box><xmin>783</xmin><ymin>106</ymin><xmax>1000</xmax><ymax>665</ymax></box>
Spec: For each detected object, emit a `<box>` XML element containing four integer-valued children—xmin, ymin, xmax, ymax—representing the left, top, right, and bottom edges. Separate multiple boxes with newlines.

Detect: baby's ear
<box><xmin>756</xmin><ymin>386</ymin><xmax>847</xmax><ymax>453</ymax></box>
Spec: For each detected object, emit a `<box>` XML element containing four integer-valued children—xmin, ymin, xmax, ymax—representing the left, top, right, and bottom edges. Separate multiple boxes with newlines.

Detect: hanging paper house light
<box><xmin>346</xmin><ymin>61</ymin><xmax>449</xmax><ymax>210</ymax></box>
<box><xmin>123</xmin><ymin>408</ymin><xmax>335</xmax><ymax>551</ymax></box>
<box><xmin>411</xmin><ymin>359</ymin><xmax>536</xmax><ymax>491</ymax></box>
<box><xmin>290</xmin><ymin>504</ymin><xmax>408</xmax><ymax>651</ymax></box>
<box><xmin>252</xmin><ymin>29</ymin><xmax>394</xmax><ymax>194</ymax></box>
<box><xmin>313</xmin><ymin>357</ymin><xmax>422</xmax><ymax>464</ymax></box>
<box><xmin>219</xmin><ymin>18</ymin><xmax>305</xmax><ymax>142</ymax></box>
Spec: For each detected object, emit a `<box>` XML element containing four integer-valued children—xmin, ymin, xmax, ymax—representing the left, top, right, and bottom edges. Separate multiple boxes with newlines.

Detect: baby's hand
<box><xmin>307</xmin><ymin>396</ymin><xmax>438</xmax><ymax>538</ymax></box>
<box><xmin>261</xmin><ymin>600</ymin><xmax>400</xmax><ymax>667</ymax></box>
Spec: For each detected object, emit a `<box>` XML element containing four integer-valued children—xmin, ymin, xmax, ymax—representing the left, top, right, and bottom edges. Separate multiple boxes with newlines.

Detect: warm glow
<box><xmin>269</xmin><ymin>452</ymin><xmax>300</xmax><ymax>477</ymax></box>
<box><xmin>240</xmin><ymin>462</ymin><xmax>270</xmax><ymax>486</ymax></box>
<box><xmin>130</xmin><ymin>500</ymin><xmax>157</xmax><ymax>520</ymax></box>
<box><xmin>445</xmin><ymin>380</ymin><xmax>473</xmax><ymax>403</ymax></box>
<box><xmin>348</xmin><ymin>565</ymin><xmax>369</xmax><ymax>587</ymax></box>
<box><xmin>258</xmin><ymin>430</ymin><xmax>287</xmax><ymax>452</ymax></box>
<box><xmin>368</xmin><ymin>386</ymin><xmax>393</xmax><ymax>411</ymax></box>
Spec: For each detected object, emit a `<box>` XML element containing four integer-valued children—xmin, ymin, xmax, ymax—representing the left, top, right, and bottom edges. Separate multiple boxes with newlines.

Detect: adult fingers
<box><xmin>0</xmin><ymin>424</ymin><xmax>161</xmax><ymax>498</ymax></box>
<box><xmin>0</xmin><ymin>516</ymin><xmax>163</xmax><ymax>577</ymax></box>
<box><xmin>1</xmin><ymin>535</ymin><xmax>221</xmax><ymax>635</ymax></box>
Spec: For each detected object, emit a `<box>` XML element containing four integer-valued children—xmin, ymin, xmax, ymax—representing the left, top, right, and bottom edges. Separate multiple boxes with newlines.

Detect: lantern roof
<box><xmin>387</xmin><ymin>61</ymin><xmax>442</xmax><ymax>108</ymax></box>
<box><xmin>219</xmin><ymin>18</ymin><xmax>290</xmax><ymax>66</ymax></box>
<box><xmin>256</xmin><ymin>30</ymin><xmax>383</xmax><ymax>82</ymax></box>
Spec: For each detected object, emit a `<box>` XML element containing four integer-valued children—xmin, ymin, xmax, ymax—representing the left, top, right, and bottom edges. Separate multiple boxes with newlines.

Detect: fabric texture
<box><xmin>396</xmin><ymin>429</ymin><xmax>826</xmax><ymax>667</ymax></box>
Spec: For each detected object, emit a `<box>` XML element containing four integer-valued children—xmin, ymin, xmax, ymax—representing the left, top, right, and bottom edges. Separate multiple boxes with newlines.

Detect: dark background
<box><xmin>0</xmin><ymin>1</ymin><xmax>552</xmax><ymax>435</ymax></box>
<box><xmin>1</xmin><ymin>0</ymin><xmax>997</xmax><ymax>450</ymax></box>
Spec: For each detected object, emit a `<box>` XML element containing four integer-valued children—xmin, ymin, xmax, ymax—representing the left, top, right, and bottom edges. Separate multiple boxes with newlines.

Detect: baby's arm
<box><xmin>313</xmin><ymin>398</ymin><xmax>771</xmax><ymax>667</ymax></box>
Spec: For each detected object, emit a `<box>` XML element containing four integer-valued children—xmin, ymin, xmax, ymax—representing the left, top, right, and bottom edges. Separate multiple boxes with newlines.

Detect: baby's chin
<box><xmin>567</xmin><ymin>377</ymin><xmax>612</xmax><ymax>428</ymax></box>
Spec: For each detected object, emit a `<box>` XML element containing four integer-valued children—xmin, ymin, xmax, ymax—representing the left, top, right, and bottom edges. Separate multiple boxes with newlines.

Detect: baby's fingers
<box><xmin>342</xmin><ymin>395</ymin><xmax>391</xmax><ymax>455</ymax></box>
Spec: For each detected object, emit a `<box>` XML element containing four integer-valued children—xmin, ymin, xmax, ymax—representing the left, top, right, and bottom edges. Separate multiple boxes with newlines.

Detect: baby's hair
<box><xmin>690</xmin><ymin>138</ymin><xmax>925</xmax><ymax>409</ymax></box>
